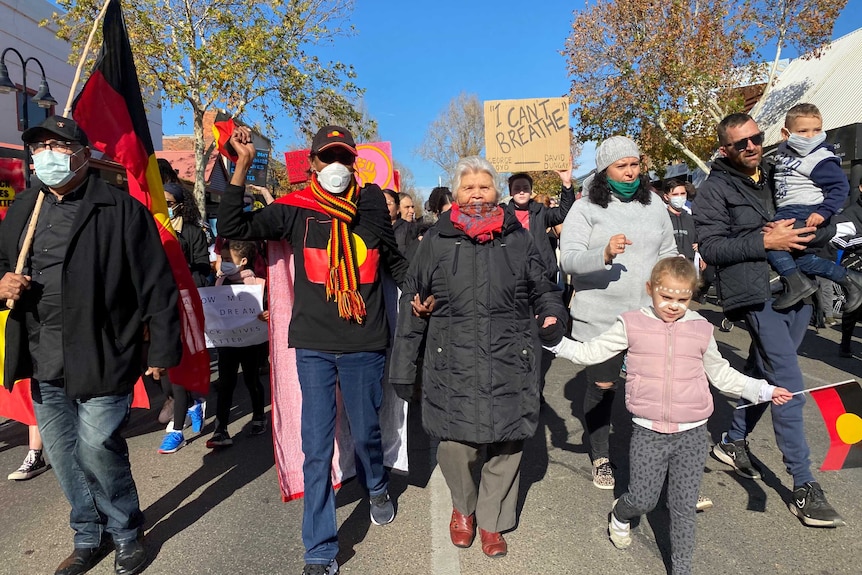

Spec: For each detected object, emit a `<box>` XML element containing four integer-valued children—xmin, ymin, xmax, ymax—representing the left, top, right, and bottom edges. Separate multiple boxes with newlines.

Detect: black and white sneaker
<box><xmin>302</xmin><ymin>559</ymin><xmax>338</xmax><ymax>574</ymax></box>
<box><xmin>369</xmin><ymin>490</ymin><xmax>396</xmax><ymax>525</ymax></box>
<box><xmin>712</xmin><ymin>432</ymin><xmax>761</xmax><ymax>479</ymax></box>
<box><xmin>205</xmin><ymin>430</ymin><xmax>233</xmax><ymax>449</ymax></box>
<box><xmin>7</xmin><ymin>449</ymin><xmax>49</xmax><ymax>481</ymax></box>
<box><xmin>789</xmin><ymin>482</ymin><xmax>846</xmax><ymax>527</ymax></box>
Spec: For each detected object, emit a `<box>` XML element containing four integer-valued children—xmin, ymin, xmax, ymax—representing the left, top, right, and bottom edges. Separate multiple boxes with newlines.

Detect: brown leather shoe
<box><xmin>54</xmin><ymin>539</ymin><xmax>113</xmax><ymax>575</ymax></box>
<box><xmin>449</xmin><ymin>508</ymin><xmax>475</xmax><ymax>548</ymax></box>
<box><xmin>479</xmin><ymin>528</ymin><xmax>507</xmax><ymax>558</ymax></box>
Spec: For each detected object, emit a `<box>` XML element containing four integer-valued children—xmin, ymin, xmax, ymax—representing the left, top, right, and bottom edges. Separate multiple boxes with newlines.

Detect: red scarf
<box><xmin>450</xmin><ymin>202</ymin><xmax>504</xmax><ymax>243</ymax></box>
<box><xmin>309</xmin><ymin>175</ymin><xmax>366</xmax><ymax>323</ymax></box>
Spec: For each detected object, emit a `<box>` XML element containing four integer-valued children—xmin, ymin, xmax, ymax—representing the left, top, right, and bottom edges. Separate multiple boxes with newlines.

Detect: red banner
<box><xmin>0</xmin><ymin>157</ymin><xmax>25</xmax><ymax>220</ymax></box>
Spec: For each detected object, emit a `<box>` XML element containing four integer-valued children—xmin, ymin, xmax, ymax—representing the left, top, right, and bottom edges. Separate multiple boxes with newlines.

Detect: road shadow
<box><xmin>140</xmin><ymin>372</ymin><xmax>274</xmax><ymax>566</ymax></box>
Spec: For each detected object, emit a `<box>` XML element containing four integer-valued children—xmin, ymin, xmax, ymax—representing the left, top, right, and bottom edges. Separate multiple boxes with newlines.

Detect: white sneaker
<box><xmin>8</xmin><ymin>449</ymin><xmax>50</xmax><ymax>481</ymax></box>
<box><xmin>608</xmin><ymin>499</ymin><xmax>632</xmax><ymax>549</ymax></box>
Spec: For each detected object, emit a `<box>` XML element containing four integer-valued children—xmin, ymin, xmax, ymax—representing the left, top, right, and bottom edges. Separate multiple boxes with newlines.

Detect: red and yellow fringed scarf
<box><xmin>310</xmin><ymin>175</ymin><xmax>367</xmax><ymax>323</ymax></box>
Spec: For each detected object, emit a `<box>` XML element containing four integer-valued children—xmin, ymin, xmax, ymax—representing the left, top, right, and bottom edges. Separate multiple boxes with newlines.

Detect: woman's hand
<box><xmin>604</xmin><ymin>234</ymin><xmax>632</xmax><ymax>264</ymax></box>
<box><xmin>771</xmin><ymin>386</ymin><xmax>793</xmax><ymax>405</ymax></box>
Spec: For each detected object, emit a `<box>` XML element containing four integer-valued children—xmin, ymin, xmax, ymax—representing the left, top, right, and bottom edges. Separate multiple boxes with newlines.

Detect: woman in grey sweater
<box><xmin>559</xmin><ymin>136</ymin><xmax>677</xmax><ymax>489</ymax></box>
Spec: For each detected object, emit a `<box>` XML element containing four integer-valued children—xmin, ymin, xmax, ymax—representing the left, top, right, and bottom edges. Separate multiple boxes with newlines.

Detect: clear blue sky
<box><xmin>161</xmin><ymin>0</ymin><xmax>862</xmax><ymax>192</ymax></box>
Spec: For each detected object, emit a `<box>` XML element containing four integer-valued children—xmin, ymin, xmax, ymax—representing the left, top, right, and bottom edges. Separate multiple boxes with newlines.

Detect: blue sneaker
<box><xmin>188</xmin><ymin>400</ymin><xmax>204</xmax><ymax>433</ymax></box>
<box><xmin>158</xmin><ymin>431</ymin><xmax>185</xmax><ymax>454</ymax></box>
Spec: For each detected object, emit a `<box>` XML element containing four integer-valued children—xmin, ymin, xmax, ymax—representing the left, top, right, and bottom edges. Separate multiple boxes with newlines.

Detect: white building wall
<box><xmin>0</xmin><ymin>0</ymin><xmax>162</xmax><ymax>149</ymax></box>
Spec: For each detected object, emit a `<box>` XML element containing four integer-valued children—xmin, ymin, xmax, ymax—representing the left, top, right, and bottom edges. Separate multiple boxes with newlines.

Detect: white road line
<box><xmin>430</xmin><ymin>465</ymin><xmax>461</xmax><ymax>575</ymax></box>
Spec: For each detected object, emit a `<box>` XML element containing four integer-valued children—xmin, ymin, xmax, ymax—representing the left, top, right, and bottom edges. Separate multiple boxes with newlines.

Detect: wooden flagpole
<box><xmin>6</xmin><ymin>0</ymin><xmax>113</xmax><ymax>309</ymax></box>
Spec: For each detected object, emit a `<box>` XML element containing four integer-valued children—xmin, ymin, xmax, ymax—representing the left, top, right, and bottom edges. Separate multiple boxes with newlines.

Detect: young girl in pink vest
<box><xmin>546</xmin><ymin>257</ymin><xmax>792</xmax><ymax>575</ymax></box>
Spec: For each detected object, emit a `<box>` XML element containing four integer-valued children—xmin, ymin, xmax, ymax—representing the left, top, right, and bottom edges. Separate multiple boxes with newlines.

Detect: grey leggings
<box><xmin>613</xmin><ymin>424</ymin><xmax>708</xmax><ymax>575</ymax></box>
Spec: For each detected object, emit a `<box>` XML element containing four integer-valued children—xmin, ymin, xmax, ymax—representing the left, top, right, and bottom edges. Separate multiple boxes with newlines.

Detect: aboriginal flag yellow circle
<box><xmin>836</xmin><ymin>412</ymin><xmax>862</xmax><ymax>445</ymax></box>
<box><xmin>326</xmin><ymin>234</ymin><xmax>368</xmax><ymax>264</ymax></box>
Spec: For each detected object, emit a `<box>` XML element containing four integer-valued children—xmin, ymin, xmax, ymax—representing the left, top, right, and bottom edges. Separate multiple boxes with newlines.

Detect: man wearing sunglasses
<box><xmin>0</xmin><ymin>115</ymin><xmax>182</xmax><ymax>574</ymax></box>
<box><xmin>693</xmin><ymin>113</ymin><xmax>844</xmax><ymax>528</ymax></box>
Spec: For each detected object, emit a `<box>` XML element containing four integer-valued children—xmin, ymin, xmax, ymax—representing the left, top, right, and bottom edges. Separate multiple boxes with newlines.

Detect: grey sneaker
<box><xmin>789</xmin><ymin>482</ymin><xmax>846</xmax><ymax>527</ymax></box>
<box><xmin>592</xmin><ymin>457</ymin><xmax>615</xmax><ymax>490</ymax></box>
<box><xmin>302</xmin><ymin>560</ymin><xmax>339</xmax><ymax>575</ymax></box>
<box><xmin>369</xmin><ymin>490</ymin><xmax>395</xmax><ymax>525</ymax></box>
<box><xmin>8</xmin><ymin>449</ymin><xmax>49</xmax><ymax>481</ymax></box>
<box><xmin>712</xmin><ymin>432</ymin><xmax>761</xmax><ymax>479</ymax></box>
<box><xmin>608</xmin><ymin>499</ymin><xmax>632</xmax><ymax>549</ymax></box>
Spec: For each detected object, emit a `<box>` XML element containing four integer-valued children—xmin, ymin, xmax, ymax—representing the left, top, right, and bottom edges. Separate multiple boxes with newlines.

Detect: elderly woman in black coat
<box><xmin>391</xmin><ymin>156</ymin><xmax>567</xmax><ymax>558</ymax></box>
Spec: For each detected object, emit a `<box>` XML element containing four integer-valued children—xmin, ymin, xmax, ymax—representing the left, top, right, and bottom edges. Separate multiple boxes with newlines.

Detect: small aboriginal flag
<box><xmin>809</xmin><ymin>380</ymin><xmax>862</xmax><ymax>470</ymax></box>
<box><xmin>212</xmin><ymin>117</ymin><xmax>238</xmax><ymax>162</ymax></box>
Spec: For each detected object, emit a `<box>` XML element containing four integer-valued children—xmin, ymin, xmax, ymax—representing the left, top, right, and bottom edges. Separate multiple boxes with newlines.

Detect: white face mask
<box><xmin>316</xmin><ymin>162</ymin><xmax>352</xmax><ymax>194</ymax></box>
<box><xmin>220</xmin><ymin>261</ymin><xmax>238</xmax><ymax>276</ymax></box>
<box><xmin>33</xmin><ymin>149</ymin><xmax>83</xmax><ymax>188</ymax></box>
<box><xmin>669</xmin><ymin>196</ymin><xmax>687</xmax><ymax>210</ymax></box>
<box><xmin>787</xmin><ymin>133</ymin><xmax>826</xmax><ymax>157</ymax></box>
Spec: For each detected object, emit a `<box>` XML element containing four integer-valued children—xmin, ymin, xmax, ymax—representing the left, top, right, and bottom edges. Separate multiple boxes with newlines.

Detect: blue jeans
<box><xmin>727</xmin><ymin>302</ymin><xmax>815</xmax><ymax>486</ymax></box>
<box><xmin>768</xmin><ymin>204</ymin><xmax>846</xmax><ymax>282</ymax></box>
<box><xmin>295</xmin><ymin>349</ymin><xmax>388</xmax><ymax>565</ymax></box>
<box><xmin>31</xmin><ymin>380</ymin><xmax>143</xmax><ymax>547</ymax></box>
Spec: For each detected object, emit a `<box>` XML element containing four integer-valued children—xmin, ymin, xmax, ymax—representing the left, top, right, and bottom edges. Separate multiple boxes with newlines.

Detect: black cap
<box><xmin>311</xmin><ymin>125</ymin><xmax>357</xmax><ymax>155</ymax></box>
<box><xmin>507</xmin><ymin>172</ymin><xmax>533</xmax><ymax>191</ymax></box>
<box><xmin>22</xmin><ymin>115</ymin><xmax>88</xmax><ymax>146</ymax></box>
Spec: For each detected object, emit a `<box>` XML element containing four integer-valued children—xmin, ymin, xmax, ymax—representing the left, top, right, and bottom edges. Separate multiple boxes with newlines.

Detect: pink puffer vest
<box><xmin>621</xmin><ymin>310</ymin><xmax>715</xmax><ymax>433</ymax></box>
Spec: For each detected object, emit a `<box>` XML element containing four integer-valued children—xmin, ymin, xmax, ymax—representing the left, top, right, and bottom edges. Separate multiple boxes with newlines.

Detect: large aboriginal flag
<box><xmin>71</xmin><ymin>0</ymin><xmax>209</xmax><ymax>395</ymax></box>
<box><xmin>810</xmin><ymin>380</ymin><xmax>862</xmax><ymax>471</ymax></box>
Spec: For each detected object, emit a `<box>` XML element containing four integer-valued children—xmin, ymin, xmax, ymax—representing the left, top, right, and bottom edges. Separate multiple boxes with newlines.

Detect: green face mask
<box><xmin>608</xmin><ymin>178</ymin><xmax>640</xmax><ymax>198</ymax></box>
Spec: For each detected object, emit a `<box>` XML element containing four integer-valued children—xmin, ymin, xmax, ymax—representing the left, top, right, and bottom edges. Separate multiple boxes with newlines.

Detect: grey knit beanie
<box><xmin>595</xmin><ymin>136</ymin><xmax>640</xmax><ymax>173</ymax></box>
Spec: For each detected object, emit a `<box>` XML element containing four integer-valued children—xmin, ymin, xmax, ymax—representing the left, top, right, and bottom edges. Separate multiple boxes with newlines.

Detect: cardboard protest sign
<box><xmin>282</xmin><ymin>142</ymin><xmax>395</xmax><ymax>189</ymax></box>
<box><xmin>484</xmin><ymin>97</ymin><xmax>570</xmax><ymax>173</ymax></box>
<box><xmin>199</xmin><ymin>284</ymin><xmax>269</xmax><ymax>348</ymax></box>
<box><xmin>0</xmin><ymin>158</ymin><xmax>24</xmax><ymax>220</ymax></box>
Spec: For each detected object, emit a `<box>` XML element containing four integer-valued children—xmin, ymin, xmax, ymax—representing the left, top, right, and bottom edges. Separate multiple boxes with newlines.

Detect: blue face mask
<box><xmin>168</xmin><ymin>207</ymin><xmax>177</xmax><ymax>219</ymax></box>
<box><xmin>33</xmin><ymin>149</ymin><xmax>82</xmax><ymax>188</ymax></box>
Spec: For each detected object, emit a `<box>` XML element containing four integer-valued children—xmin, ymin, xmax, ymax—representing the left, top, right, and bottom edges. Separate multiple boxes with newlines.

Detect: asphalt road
<box><xmin>1</xmin><ymin>300</ymin><xmax>860</xmax><ymax>575</ymax></box>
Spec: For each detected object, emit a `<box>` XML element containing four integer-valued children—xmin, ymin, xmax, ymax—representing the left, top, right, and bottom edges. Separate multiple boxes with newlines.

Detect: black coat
<box><xmin>390</xmin><ymin>210</ymin><xmax>567</xmax><ymax>444</ymax></box>
<box><xmin>693</xmin><ymin>158</ymin><xmax>834</xmax><ymax>317</ymax></box>
<box><xmin>176</xmin><ymin>222</ymin><xmax>211</xmax><ymax>288</ymax></box>
<box><xmin>502</xmin><ymin>184</ymin><xmax>575</xmax><ymax>282</ymax></box>
<box><xmin>0</xmin><ymin>176</ymin><xmax>182</xmax><ymax>399</ymax></box>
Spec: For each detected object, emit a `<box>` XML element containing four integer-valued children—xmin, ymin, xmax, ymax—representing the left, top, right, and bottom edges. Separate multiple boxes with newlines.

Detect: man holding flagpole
<box><xmin>0</xmin><ymin>115</ymin><xmax>182</xmax><ymax>575</ymax></box>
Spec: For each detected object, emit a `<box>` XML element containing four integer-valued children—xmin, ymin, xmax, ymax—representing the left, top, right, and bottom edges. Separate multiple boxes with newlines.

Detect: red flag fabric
<box><xmin>212</xmin><ymin>118</ymin><xmax>239</xmax><ymax>163</ymax></box>
<box><xmin>809</xmin><ymin>380</ymin><xmax>862</xmax><ymax>470</ymax></box>
<box><xmin>71</xmin><ymin>0</ymin><xmax>209</xmax><ymax>396</ymax></box>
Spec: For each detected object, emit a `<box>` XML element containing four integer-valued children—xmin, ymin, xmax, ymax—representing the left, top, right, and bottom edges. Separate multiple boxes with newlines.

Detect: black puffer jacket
<box><xmin>502</xmin><ymin>184</ymin><xmax>575</xmax><ymax>282</ymax></box>
<box><xmin>693</xmin><ymin>157</ymin><xmax>834</xmax><ymax>317</ymax></box>
<box><xmin>390</xmin><ymin>210</ymin><xmax>567</xmax><ymax>444</ymax></box>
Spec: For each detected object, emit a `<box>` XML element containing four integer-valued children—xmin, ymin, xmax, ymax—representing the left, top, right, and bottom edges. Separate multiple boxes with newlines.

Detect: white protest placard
<box><xmin>199</xmin><ymin>284</ymin><xmax>269</xmax><ymax>348</ymax></box>
<box><xmin>484</xmin><ymin>97</ymin><xmax>571</xmax><ymax>173</ymax></box>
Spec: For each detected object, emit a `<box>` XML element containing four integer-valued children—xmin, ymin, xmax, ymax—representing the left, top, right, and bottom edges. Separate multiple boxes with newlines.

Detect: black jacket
<box><xmin>0</xmin><ymin>176</ymin><xmax>182</xmax><ymax>399</ymax></box>
<box><xmin>502</xmin><ymin>184</ymin><xmax>575</xmax><ymax>281</ymax></box>
<box><xmin>177</xmin><ymin>223</ymin><xmax>211</xmax><ymax>288</ymax></box>
<box><xmin>217</xmin><ymin>182</ymin><xmax>408</xmax><ymax>353</ymax></box>
<box><xmin>693</xmin><ymin>158</ymin><xmax>834</xmax><ymax>317</ymax></box>
<box><xmin>390</xmin><ymin>210</ymin><xmax>567</xmax><ymax>444</ymax></box>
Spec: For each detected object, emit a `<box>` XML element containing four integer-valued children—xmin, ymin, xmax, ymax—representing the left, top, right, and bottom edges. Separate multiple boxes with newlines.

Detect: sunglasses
<box><xmin>726</xmin><ymin>132</ymin><xmax>764</xmax><ymax>152</ymax></box>
<box><xmin>317</xmin><ymin>148</ymin><xmax>355</xmax><ymax>165</ymax></box>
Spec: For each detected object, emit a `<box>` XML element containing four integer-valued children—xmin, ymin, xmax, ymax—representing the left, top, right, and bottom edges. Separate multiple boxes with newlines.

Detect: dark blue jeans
<box><xmin>727</xmin><ymin>302</ymin><xmax>815</xmax><ymax>486</ymax></box>
<box><xmin>31</xmin><ymin>380</ymin><xmax>143</xmax><ymax>547</ymax></box>
<box><xmin>295</xmin><ymin>349</ymin><xmax>388</xmax><ymax>565</ymax></box>
<box><xmin>768</xmin><ymin>204</ymin><xmax>846</xmax><ymax>282</ymax></box>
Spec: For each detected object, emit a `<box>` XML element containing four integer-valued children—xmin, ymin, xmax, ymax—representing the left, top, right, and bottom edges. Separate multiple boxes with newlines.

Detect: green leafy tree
<box><xmin>53</xmin><ymin>0</ymin><xmax>365</xmax><ymax>214</ymax></box>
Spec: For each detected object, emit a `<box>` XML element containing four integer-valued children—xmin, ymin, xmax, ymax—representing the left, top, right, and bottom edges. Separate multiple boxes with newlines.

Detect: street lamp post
<box><xmin>0</xmin><ymin>47</ymin><xmax>59</xmax><ymax>188</ymax></box>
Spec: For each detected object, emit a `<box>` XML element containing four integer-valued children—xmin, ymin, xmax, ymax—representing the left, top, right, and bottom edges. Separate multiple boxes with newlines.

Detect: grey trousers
<box><xmin>436</xmin><ymin>439</ymin><xmax>524</xmax><ymax>533</ymax></box>
<box><xmin>613</xmin><ymin>424</ymin><xmax>708</xmax><ymax>575</ymax></box>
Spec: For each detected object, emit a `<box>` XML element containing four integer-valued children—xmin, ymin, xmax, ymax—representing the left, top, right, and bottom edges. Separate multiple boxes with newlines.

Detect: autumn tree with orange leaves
<box><xmin>564</xmin><ymin>0</ymin><xmax>846</xmax><ymax>175</ymax></box>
